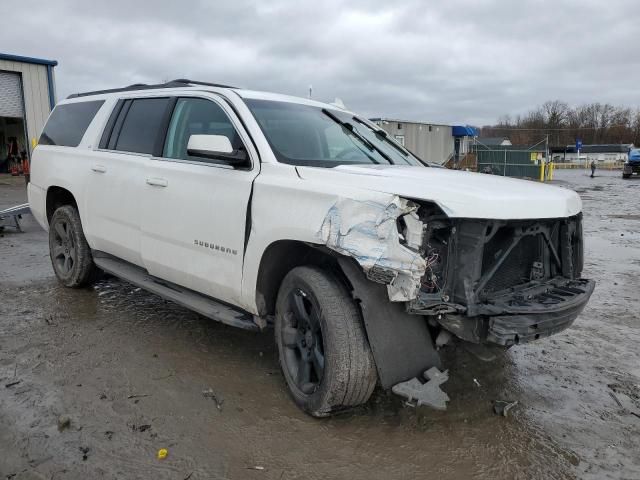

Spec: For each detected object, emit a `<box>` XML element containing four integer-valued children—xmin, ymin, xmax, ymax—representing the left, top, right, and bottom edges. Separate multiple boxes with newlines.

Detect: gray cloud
<box><xmin>3</xmin><ymin>0</ymin><xmax>639</xmax><ymax>125</ymax></box>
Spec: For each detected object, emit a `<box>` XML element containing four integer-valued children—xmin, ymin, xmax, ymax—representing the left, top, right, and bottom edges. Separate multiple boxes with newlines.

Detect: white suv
<box><xmin>28</xmin><ymin>79</ymin><xmax>594</xmax><ymax>416</ymax></box>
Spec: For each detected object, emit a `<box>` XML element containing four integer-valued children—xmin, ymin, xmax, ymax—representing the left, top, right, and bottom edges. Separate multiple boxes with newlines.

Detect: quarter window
<box><xmin>39</xmin><ymin>100</ymin><xmax>104</xmax><ymax>147</ymax></box>
<box><xmin>163</xmin><ymin>98</ymin><xmax>243</xmax><ymax>162</ymax></box>
<box><xmin>114</xmin><ymin>98</ymin><xmax>171</xmax><ymax>155</ymax></box>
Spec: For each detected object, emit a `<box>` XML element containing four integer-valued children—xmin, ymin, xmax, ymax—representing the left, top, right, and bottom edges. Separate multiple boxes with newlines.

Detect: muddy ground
<box><xmin>1</xmin><ymin>169</ymin><xmax>639</xmax><ymax>480</ymax></box>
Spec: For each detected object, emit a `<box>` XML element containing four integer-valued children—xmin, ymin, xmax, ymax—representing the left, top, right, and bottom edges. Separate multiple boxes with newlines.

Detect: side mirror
<box><xmin>186</xmin><ymin>134</ymin><xmax>248</xmax><ymax>166</ymax></box>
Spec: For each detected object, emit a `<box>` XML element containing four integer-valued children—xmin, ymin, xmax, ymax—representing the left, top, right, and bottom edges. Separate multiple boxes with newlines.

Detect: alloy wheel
<box><xmin>51</xmin><ymin>219</ymin><xmax>76</xmax><ymax>275</ymax></box>
<box><xmin>281</xmin><ymin>288</ymin><xmax>325</xmax><ymax>394</ymax></box>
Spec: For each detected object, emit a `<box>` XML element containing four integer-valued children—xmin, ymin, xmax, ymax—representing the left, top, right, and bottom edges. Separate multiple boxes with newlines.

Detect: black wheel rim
<box><xmin>51</xmin><ymin>219</ymin><xmax>76</xmax><ymax>275</ymax></box>
<box><xmin>281</xmin><ymin>288</ymin><xmax>325</xmax><ymax>394</ymax></box>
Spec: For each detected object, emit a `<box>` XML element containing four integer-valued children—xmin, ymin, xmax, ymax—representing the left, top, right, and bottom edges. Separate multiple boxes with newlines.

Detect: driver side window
<box><xmin>163</xmin><ymin>98</ymin><xmax>243</xmax><ymax>162</ymax></box>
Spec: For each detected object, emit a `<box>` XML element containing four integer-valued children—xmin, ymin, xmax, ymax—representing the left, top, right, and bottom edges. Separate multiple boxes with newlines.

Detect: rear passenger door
<box><xmin>140</xmin><ymin>95</ymin><xmax>259</xmax><ymax>305</ymax></box>
<box><xmin>85</xmin><ymin>97</ymin><xmax>172</xmax><ymax>266</ymax></box>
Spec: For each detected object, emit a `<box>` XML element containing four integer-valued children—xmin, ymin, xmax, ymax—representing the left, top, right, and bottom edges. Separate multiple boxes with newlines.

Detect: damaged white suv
<box><xmin>29</xmin><ymin>79</ymin><xmax>594</xmax><ymax>416</ymax></box>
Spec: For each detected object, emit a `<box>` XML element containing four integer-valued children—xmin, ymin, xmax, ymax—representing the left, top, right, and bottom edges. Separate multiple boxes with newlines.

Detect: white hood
<box><xmin>297</xmin><ymin>165</ymin><xmax>582</xmax><ymax>220</ymax></box>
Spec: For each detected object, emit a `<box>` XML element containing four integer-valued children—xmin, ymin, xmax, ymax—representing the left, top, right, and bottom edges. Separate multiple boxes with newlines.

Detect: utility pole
<box><xmin>545</xmin><ymin>133</ymin><xmax>549</xmax><ymax>162</ymax></box>
<box><xmin>545</xmin><ymin>134</ymin><xmax>549</xmax><ymax>181</ymax></box>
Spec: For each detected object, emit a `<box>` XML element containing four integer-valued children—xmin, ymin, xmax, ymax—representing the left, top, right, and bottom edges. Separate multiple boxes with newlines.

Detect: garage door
<box><xmin>0</xmin><ymin>71</ymin><xmax>24</xmax><ymax>118</ymax></box>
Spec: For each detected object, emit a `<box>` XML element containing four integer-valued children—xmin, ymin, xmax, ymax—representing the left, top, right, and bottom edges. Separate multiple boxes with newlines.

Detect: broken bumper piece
<box><xmin>434</xmin><ymin>278</ymin><xmax>595</xmax><ymax>347</ymax></box>
<box><xmin>391</xmin><ymin>367</ymin><xmax>450</xmax><ymax>410</ymax></box>
<box><xmin>483</xmin><ymin>278</ymin><xmax>596</xmax><ymax>346</ymax></box>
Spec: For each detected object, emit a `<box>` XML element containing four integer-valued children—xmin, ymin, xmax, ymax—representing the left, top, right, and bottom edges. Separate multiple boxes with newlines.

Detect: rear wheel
<box><xmin>275</xmin><ymin>266</ymin><xmax>377</xmax><ymax>417</ymax></box>
<box><xmin>49</xmin><ymin>205</ymin><xmax>98</xmax><ymax>287</ymax></box>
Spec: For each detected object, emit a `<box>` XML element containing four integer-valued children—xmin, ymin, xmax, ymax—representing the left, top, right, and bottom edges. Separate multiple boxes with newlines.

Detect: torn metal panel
<box><xmin>400</xmin><ymin>209</ymin><xmax>424</xmax><ymax>250</ymax></box>
<box><xmin>318</xmin><ymin>196</ymin><xmax>426</xmax><ymax>301</ymax></box>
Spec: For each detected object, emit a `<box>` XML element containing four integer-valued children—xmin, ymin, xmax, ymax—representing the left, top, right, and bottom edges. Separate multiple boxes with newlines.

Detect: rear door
<box><xmin>85</xmin><ymin>97</ymin><xmax>172</xmax><ymax>266</ymax></box>
<box><xmin>140</xmin><ymin>94</ymin><xmax>259</xmax><ymax>305</ymax></box>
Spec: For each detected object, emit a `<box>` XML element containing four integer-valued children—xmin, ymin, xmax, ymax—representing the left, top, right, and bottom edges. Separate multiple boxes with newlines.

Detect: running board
<box><xmin>93</xmin><ymin>254</ymin><xmax>260</xmax><ymax>331</ymax></box>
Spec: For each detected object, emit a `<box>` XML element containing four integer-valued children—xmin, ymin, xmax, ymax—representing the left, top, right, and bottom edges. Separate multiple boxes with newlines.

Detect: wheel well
<box><xmin>255</xmin><ymin>240</ymin><xmax>350</xmax><ymax>316</ymax></box>
<box><xmin>46</xmin><ymin>186</ymin><xmax>78</xmax><ymax>224</ymax></box>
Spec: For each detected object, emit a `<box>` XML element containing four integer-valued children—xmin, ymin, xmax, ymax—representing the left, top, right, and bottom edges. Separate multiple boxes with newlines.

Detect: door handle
<box><xmin>91</xmin><ymin>164</ymin><xmax>107</xmax><ymax>173</ymax></box>
<box><xmin>145</xmin><ymin>177</ymin><xmax>168</xmax><ymax>187</ymax></box>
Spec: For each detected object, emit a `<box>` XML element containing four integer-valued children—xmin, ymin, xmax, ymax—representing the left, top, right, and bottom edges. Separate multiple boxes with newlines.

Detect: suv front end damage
<box><xmin>408</xmin><ymin>207</ymin><xmax>594</xmax><ymax>347</ymax></box>
<box><xmin>320</xmin><ymin>195</ymin><xmax>594</xmax><ymax>390</ymax></box>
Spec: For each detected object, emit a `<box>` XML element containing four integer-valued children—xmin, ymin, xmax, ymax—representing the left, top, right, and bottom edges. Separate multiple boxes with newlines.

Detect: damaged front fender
<box><xmin>318</xmin><ymin>195</ymin><xmax>426</xmax><ymax>301</ymax></box>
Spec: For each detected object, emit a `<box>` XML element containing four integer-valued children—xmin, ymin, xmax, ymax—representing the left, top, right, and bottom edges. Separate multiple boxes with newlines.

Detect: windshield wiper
<box><xmin>322</xmin><ymin>109</ymin><xmax>394</xmax><ymax>165</ymax></box>
<box><xmin>352</xmin><ymin>117</ymin><xmax>410</xmax><ymax>157</ymax></box>
<box><xmin>352</xmin><ymin>117</ymin><xmax>431</xmax><ymax>167</ymax></box>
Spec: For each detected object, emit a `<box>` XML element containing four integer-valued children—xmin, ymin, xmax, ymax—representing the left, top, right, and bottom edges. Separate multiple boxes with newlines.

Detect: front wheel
<box><xmin>49</xmin><ymin>205</ymin><xmax>99</xmax><ymax>287</ymax></box>
<box><xmin>275</xmin><ymin>266</ymin><xmax>377</xmax><ymax>417</ymax></box>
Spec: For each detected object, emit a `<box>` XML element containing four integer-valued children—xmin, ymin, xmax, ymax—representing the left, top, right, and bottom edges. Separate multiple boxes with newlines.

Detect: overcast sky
<box><xmin>3</xmin><ymin>0</ymin><xmax>639</xmax><ymax>125</ymax></box>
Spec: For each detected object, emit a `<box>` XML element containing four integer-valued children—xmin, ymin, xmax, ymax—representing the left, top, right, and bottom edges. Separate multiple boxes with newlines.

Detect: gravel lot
<box><xmin>1</xmin><ymin>169</ymin><xmax>639</xmax><ymax>480</ymax></box>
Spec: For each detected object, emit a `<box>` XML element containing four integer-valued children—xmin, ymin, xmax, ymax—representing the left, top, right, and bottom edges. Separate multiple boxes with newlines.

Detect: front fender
<box><xmin>239</xmin><ymin>163</ymin><xmax>419</xmax><ymax>313</ymax></box>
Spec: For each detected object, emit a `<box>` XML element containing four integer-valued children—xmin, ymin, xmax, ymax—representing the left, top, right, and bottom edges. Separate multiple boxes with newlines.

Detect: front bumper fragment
<box><xmin>484</xmin><ymin>278</ymin><xmax>595</xmax><ymax>346</ymax></box>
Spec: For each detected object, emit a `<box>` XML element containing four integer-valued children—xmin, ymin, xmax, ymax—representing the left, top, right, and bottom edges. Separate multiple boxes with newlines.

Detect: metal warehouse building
<box><xmin>0</xmin><ymin>52</ymin><xmax>57</xmax><ymax>172</ymax></box>
<box><xmin>370</xmin><ymin>118</ymin><xmax>477</xmax><ymax>165</ymax></box>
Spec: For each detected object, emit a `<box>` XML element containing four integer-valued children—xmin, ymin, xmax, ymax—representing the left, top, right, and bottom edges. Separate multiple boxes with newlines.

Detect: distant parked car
<box><xmin>28</xmin><ymin>79</ymin><xmax>594</xmax><ymax>417</ymax></box>
<box><xmin>623</xmin><ymin>148</ymin><xmax>640</xmax><ymax>179</ymax></box>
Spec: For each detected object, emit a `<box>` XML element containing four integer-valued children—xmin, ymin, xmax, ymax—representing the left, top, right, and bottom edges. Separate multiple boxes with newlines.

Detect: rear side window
<box><xmin>39</xmin><ymin>100</ymin><xmax>104</xmax><ymax>147</ymax></box>
<box><xmin>113</xmin><ymin>98</ymin><xmax>171</xmax><ymax>154</ymax></box>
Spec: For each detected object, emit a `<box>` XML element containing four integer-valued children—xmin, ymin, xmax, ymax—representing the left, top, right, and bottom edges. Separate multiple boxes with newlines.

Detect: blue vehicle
<box><xmin>623</xmin><ymin>148</ymin><xmax>640</xmax><ymax>179</ymax></box>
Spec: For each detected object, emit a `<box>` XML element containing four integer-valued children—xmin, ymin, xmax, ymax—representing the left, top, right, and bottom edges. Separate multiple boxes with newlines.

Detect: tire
<box><xmin>49</xmin><ymin>205</ymin><xmax>98</xmax><ymax>288</ymax></box>
<box><xmin>275</xmin><ymin>266</ymin><xmax>377</xmax><ymax>417</ymax></box>
<box><xmin>622</xmin><ymin>174</ymin><xmax>631</xmax><ymax>179</ymax></box>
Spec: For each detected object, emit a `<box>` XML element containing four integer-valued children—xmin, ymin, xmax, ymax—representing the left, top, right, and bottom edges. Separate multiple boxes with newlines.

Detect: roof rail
<box><xmin>66</xmin><ymin>78</ymin><xmax>237</xmax><ymax>99</ymax></box>
<box><xmin>170</xmin><ymin>78</ymin><xmax>237</xmax><ymax>89</ymax></box>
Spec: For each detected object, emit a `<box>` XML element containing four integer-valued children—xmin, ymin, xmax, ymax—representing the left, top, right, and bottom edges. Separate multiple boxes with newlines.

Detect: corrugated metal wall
<box><xmin>0</xmin><ymin>59</ymin><xmax>52</xmax><ymax>152</ymax></box>
<box><xmin>375</xmin><ymin>120</ymin><xmax>454</xmax><ymax>164</ymax></box>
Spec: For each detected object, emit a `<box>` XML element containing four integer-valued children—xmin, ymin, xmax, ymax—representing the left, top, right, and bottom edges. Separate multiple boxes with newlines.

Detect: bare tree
<box><xmin>482</xmin><ymin>101</ymin><xmax>639</xmax><ymax>147</ymax></box>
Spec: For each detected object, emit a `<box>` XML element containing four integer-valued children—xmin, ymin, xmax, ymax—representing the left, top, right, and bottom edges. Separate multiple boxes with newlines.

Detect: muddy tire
<box><xmin>275</xmin><ymin>266</ymin><xmax>377</xmax><ymax>417</ymax></box>
<box><xmin>49</xmin><ymin>205</ymin><xmax>98</xmax><ymax>288</ymax></box>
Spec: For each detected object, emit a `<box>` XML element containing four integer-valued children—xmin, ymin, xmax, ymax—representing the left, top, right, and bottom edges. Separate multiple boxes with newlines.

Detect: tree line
<box><xmin>480</xmin><ymin>101</ymin><xmax>640</xmax><ymax>147</ymax></box>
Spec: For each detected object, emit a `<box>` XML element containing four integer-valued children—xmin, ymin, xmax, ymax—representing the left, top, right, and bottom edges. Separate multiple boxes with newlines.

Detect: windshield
<box><xmin>244</xmin><ymin>99</ymin><xmax>425</xmax><ymax>168</ymax></box>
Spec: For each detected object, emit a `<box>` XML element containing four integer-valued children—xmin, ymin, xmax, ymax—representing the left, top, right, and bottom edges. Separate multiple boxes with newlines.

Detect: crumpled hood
<box><xmin>296</xmin><ymin>164</ymin><xmax>582</xmax><ymax>219</ymax></box>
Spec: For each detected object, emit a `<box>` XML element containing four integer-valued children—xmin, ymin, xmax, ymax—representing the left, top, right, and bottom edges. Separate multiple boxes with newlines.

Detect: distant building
<box><xmin>476</xmin><ymin>136</ymin><xmax>512</xmax><ymax>147</ymax></box>
<box><xmin>451</xmin><ymin>125</ymin><xmax>478</xmax><ymax>164</ymax></box>
<box><xmin>0</xmin><ymin>52</ymin><xmax>57</xmax><ymax>167</ymax></box>
<box><xmin>550</xmin><ymin>144</ymin><xmax>633</xmax><ymax>163</ymax></box>
<box><xmin>370</xmin><ymin>117</ymin><xmax>477</xmax><ymax>165</ymax></box>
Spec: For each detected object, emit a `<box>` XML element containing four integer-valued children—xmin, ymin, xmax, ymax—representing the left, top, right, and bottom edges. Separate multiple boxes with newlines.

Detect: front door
<box><xmin>140</xmin><ymin>95</ymin><xmax>259</xmax><ymax>305</ymax></box>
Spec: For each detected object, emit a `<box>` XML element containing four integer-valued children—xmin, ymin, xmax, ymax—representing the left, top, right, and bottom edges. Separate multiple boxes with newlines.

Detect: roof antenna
<box><xmin>308</xmin><ymin>84</ymin><xmax>313</xmax><ymax>99</ymax></box>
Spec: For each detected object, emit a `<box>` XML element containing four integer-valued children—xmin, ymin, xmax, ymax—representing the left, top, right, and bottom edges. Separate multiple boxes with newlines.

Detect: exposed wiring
<box><xmin>421</xmin><ymin>249</ymin><xmax>441</xmax><ymax>292</ymax></box>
